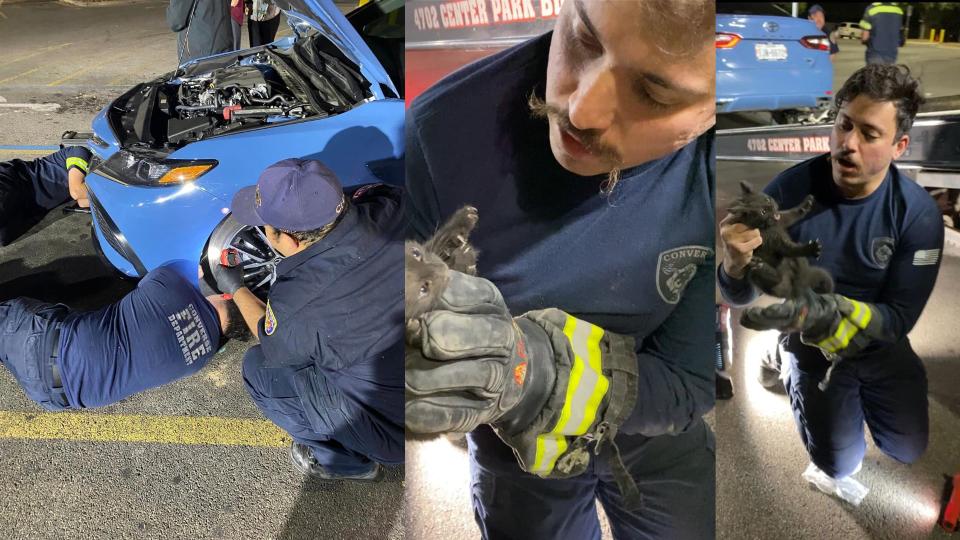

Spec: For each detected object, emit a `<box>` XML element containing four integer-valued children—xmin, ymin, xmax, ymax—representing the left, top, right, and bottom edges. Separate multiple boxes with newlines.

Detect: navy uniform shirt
<box><xmin>0</xmin><ymin>146</ymin><xmax>92</xmax><ymax>245</ymax></box>
<box><xmin>58</xmin><ymin>265</ymin><xmax>221</xmax><ymax>408</ymax></box>
<box><xmin>407</xmin><ymin>33</ymin><xmax>716</xmax><ymax>437</ymax></box>
<box><xmin>719</xmin><ymin>154</ymin><xmax>943</xmax><ymax>357</ymax></box>
<box><xmin>0</xmin><ymin>146</ymin><xmax>92</xmax><ymax>211</ymax></box>
<box><xmin>861</xmin><ymin>2</ymin><xmax>903</xmax><ymax>59</ymax></box>
<box><xmin>259</xmin><ymin>186</ymin><xmax>404</xmax><ymax>464</ymax></box>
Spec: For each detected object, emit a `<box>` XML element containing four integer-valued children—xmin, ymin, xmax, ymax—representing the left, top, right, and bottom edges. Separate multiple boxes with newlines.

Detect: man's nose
<box><xmin>839</xmin><ymin>130</ymin><xmax>859</xmax><ymax>153</ymax></box>
<box><xmin>568</xmin><ymin>66</ymin><xmax>616</xmax><ymax>133</ymax></box>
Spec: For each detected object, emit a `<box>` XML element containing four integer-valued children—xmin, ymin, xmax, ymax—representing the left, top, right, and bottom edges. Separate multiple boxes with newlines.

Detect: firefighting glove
<box><xmin>405</xmin><ymin>270</ymin><xmax>553</xmax><ymax>434</ymax></box>
<box><xmin>741</xmin><ymin>289</ymin><xmax>887</xmax><ymax>359</ymax></box>
<box><xmin>405</xmin><ymin>271</ymin><xmax>642</xmax><ymax>508</ymax></box>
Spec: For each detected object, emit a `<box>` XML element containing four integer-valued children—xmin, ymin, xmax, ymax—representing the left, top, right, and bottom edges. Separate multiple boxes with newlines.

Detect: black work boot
<box><xmin>289</xmin><ymin>442</ymin><xmax>384</xmax><ymax>482</ymax></box>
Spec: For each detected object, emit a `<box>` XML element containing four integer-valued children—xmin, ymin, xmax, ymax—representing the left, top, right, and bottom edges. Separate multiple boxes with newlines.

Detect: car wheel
<box><xmin>202</xmin><ymin>214</ymin><xmax>283</xmax><ymax>301</ymax></box>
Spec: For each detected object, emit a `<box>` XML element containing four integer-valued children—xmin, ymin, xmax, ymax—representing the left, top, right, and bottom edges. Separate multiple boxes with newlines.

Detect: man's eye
<box><xmin>634</xmin><ymin>84</ymin><xmax>670</xmax><ymax>111</ymax></box>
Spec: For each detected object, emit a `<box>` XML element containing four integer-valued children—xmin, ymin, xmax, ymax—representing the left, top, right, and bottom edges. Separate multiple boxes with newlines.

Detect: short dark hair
<box><xmin>834</xmin><ymin>64</ymin><xmax>924</xmax><ymax>140</ymax></box>
<box><xmin>277</xmin><ymin>198</ymin><xmax>350</xmax><ymax>245</ymax></box>
<box><xmin>222</xmin><ymin>300</ymin><xmax>253</xmax><ymax>343</ymax></box>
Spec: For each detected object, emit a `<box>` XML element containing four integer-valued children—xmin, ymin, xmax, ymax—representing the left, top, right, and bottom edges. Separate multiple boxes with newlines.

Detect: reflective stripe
<box><xmin>867</xmin><ymin>5</ymin><xmax>903</xmax><ymax>16</ymax></box>
<box><xmin>816</xmin><ymin>298</ymin><xmax>873</xmax><ymax>352</ymax></box>
<box><xmin>529</xmin><ymin>316</ymin><xmax>609</xmax><ymax>476</ymax></box>
<box><xmin>65</xmin><ymin>156</ymin><xmax>89</xmax><ymax>174</ymax></box>
<box><xmin>859</xmin><ymin>19</ymin><xmax>873</xmax><ymax>30</ymax></box>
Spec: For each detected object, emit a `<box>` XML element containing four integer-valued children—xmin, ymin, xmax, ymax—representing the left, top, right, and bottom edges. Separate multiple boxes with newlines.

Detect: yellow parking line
<box><xmin>0</xmin><ymin>42</ymin><xmax>73</xmax><ymax>69</ymax></box>
<box><xmin>0</xmin><ymin>410</ymin><xmax>291</xmax><ymax>447</ymax></box>
<box><xmin>46</xmin><ymin>67</ymin><xmax>88</xmax><ymax>87</ymax></box>
<box><xmin>0</xmin><ymin>67</ymin><xmax>39</xmax><ymax>85</ymax></box>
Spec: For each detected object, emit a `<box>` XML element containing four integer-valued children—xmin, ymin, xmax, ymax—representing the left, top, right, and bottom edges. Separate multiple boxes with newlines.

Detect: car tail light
<box><xmin>800</xmin><ymin>35</ymin><xmax>830</xmax><ymax>51</ymax></box>
<box><xmin>716</xmin><ymin>33</ymin><xmax>741</xmax><ymax>48</ymax></box>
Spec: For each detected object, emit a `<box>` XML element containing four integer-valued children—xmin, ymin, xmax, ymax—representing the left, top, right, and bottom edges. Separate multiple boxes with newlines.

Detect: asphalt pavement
<box><xmin>0</xmin><ymin>2</ymin><xmax>402</xmax><ymax>539</ymax></box>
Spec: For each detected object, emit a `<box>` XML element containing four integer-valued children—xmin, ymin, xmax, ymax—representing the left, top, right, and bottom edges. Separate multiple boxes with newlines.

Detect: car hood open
<box><xmin>176</xmin><ymin>0</ymin><xmax>396</xmax><ymax>99</ymax></box>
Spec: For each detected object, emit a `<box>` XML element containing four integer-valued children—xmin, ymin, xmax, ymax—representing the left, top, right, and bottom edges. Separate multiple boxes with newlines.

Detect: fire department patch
<box><xmin>264</xmin><ymin>300</ymin><xmax>277</xmax><ymax>336</ymax></box>
<box><xmin>871</xmin><ymin>237</ymin><xmax>895</xmax><ymax>268</ymax></box>
<box><xmin>656</xmin><ymin>245</ymin><xmax>712</xmax><ymax>304</ymax></box>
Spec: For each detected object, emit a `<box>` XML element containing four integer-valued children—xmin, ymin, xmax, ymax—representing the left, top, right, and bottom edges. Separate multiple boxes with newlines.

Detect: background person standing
<box><xmin>860</xmin><ymin>2</ymin><xmax>905</xmax><ymax>64</ymax></box>
<box><xmin>167</xmin><ymin>0</ymin><xmax>233</xmax><ymax>64</ymax></box>
<box><xmin>246</xmin><ymin>0</ymin><xmax>281</xmax><ymax>48</ymax></box>
<box><xmin>808</xmin><ymin>4</ymin><xmax>839</xmax><ymax>62</ymax></box>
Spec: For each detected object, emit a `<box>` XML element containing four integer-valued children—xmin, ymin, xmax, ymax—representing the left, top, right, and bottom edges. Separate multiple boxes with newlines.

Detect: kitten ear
<box><xmin>739</xmin><ymin>181</ymin><xmax>754</xmax><ymax>194</ymax></box>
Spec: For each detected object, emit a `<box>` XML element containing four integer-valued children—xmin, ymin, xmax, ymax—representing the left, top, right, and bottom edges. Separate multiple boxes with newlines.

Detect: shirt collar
<box><xmin>276</xmin><ymin>204</ymin><xmax>359</xmax><ymax>276</ymax></box>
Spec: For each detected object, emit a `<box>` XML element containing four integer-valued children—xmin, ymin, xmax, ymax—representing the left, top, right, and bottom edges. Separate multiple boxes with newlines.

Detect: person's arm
<box><xmin>166</xmin><ymin>0</ymin><xmax>194</xmax><ymax>31</ymax></box>
<box><xmin>870</xmin><ymin>201</ymin><xmax>944</xmax><ymax>342</ymax></box>
<box><xmin>404</xmin><ymin>108</ymin><xmax>442</xmax><ymax>241</ymax></box>
<box><xmin>620</xmin><ymin>254</ymin><xmax>715</xmax><ymax>436</ymax></box>
<box><xmin>231</xmin><ymin>287</ymin><xmax>266</xmax><ymax>340</ymax></box>
<box><xmin>860</xmin><ymin>8</ymin><xmax>872</xmax><ymax>44</ymax></box>
<box><xmin>67</xmin><ymin>168</ymin><xmax>89</xmax><ymax>208</ymax></box>
<box><xmin>63</xmin><ymin>147</ymin><xmax>92</xmax><ymax>207</ymax></box>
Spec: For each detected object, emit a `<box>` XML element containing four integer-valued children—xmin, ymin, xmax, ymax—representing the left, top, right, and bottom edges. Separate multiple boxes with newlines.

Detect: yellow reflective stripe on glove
<box><xmin>531</xmin><ymin>316</ymin><xmax>610</xmax><ymax>476</ymax></box>
<box><xmin>816</xmin><ymin>297</ymin><xmax>873</xmax><ymax>353</ymax></box>
<box><xmin>66</xmin><ymin>157</ymin><xmax>89</xmax><ymax>174</ymax></box>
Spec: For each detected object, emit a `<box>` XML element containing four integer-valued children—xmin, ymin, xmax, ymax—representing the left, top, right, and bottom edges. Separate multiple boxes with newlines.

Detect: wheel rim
<box><xmin>229</xmin><ymin>226</ymin><xmax>283</xmax><ymax>297</ymax></box>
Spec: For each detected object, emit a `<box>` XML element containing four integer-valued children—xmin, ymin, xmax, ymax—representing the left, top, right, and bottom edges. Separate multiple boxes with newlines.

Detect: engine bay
<box><xmin>163</xmin><ymin>56</ymin><xmax>310</xmax><ymax>145</ymax></box>
<box><xmin>109</xmin><ymin>34</ymin><xmax>374</xmax><ymax>153</ymax></box>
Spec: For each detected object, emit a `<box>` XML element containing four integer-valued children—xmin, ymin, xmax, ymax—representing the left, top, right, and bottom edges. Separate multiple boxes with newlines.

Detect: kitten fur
<box><xmin>729</xmin><ymin>182</ymin><xmax>833</xmax><ymax>299</ymax></box>
<box><xmin>404</xmin><ymin>205</ymin><xmax>480</xmax><ymax>322</ymax></box>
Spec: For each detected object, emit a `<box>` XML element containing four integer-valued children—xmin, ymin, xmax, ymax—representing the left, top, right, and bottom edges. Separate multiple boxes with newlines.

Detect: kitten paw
<box><xmin>808</xmin><ymin>239</ymin><xmax>823</xmax><ymax>258</ymax></box>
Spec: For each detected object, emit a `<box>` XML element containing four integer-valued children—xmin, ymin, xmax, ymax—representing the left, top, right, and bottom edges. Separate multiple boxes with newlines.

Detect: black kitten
<box><xmin>405</xmin><ymin>206</ymin><xmax>480</xmax><ymax>322</ymax></box>
<box><xmin>729</xmin><ymin>182</ymin><xmax>833</xmax><ymax>299</ymax></box>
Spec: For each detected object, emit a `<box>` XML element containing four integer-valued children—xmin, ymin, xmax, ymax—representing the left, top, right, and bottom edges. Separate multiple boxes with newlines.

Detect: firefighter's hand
<box><xmin>404</xmin><ymin>271</ymin><xmax>537</xmax><ymax>434</ymax></box>
<box><xmin>213</xmin><ymin>262</ymin><xmax>245</xmax><ymax>295</ymax></box>
<box><xmin>67</xmin><ymin>169</ymin><xmax>90</xmax><ymax>208</ymax></box>
<box><xmin>720</xmin><ymin>214</ymin><xmax>762</xmax><ymax>279</ymax></box>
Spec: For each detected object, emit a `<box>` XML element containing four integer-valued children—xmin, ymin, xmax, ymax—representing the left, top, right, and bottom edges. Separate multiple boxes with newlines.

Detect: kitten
<box><xmin>729</xmin><ymin>182</ymin><xmax>833</xmax><ymax>299</ymax></box>
<box><xmin>404</xmin><ymin>205</ymin><xmax>480</xmax><ymax>322</ymax></box>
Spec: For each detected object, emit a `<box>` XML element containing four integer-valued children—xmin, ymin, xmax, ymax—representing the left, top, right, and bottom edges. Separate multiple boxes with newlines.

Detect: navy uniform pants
<box><xmin>467</xmin><ymin>419</ymin><xmax>715</xmax><ymax>540</ymax></box>
<box><xmin>0</xmin><ymin>299</ymin><xmax>71</xmax><ymax>410</ymax></box>
<box><xmin>242</xmin><ymin>345</ymin><xmax>375</xmax><ymax>475</ymax></box>
<box><xmin>783</xmin><ymin>337</ymin><xmax>928</xmax><ymax>479</ymax></box>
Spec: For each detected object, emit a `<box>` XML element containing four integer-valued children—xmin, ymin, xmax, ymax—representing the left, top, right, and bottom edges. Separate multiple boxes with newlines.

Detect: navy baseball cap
<box><xmin>231</xmin><ymin>158</ymin><xmax>345</xmax><ymax>231</ymax></box>
<box><xmin>808</xmin><ymin>4</ymin><xmax>824</xmax><ymax>15</ymax></box>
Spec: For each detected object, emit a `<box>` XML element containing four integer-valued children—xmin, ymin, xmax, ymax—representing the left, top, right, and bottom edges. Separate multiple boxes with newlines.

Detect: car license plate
<box><xmin>755</xmin><ymin>43</ymin><xmax>788</xmax><ymax>61</ymax></box>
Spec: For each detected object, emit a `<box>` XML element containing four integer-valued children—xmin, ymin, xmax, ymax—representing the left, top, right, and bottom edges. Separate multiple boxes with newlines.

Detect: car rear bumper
<box><xmin>718</xmin><ymin>95</ymin><xmax>832</xmax><ymax>113</ymax></box>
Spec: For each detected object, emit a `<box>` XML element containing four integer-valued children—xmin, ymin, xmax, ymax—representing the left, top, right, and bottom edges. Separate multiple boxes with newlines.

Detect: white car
<box><xmin>836</xmin><ymin>22</ymin><xmax>864</xmax><ymax>40</ymax></box>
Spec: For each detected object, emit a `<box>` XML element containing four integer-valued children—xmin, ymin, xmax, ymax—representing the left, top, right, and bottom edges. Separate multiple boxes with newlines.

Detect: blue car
<box><xmin>717</xmin><ymin>13</ymin><xmax>833</xmax><ymax>123</ymax></box>
<box><xmin>78</xmin><ymin>0</ymin><xmax>403</xmax><ymax>297</ymax></box>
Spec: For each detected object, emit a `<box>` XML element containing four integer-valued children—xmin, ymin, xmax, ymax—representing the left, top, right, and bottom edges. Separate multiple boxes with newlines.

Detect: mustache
<box><xmin>527</xmin><ymin>93</ymin><xmax>623</xmax><ymax>166</ymax></box>
<box><xmin>831</xmin><ymin>150</ymin><xmax>858</xmax><ymax>164</ymax></box>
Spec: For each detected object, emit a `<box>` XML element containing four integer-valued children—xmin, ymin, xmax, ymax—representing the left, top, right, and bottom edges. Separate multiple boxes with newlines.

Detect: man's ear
<box><xmin>279</xmin><ymin>230</ymin><xmax>301</xmax><ymax>249</ymax></box>
<box><xmin>892</xmin><ymin>133</ymin><xmax>910</xmax><ymax>160</ymax></box>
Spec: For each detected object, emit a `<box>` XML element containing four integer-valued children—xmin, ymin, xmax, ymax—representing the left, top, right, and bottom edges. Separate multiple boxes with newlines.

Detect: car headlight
<box><xmin>94</xmin><ymin>150</ymin><xmax>217</xmax><ymax>187</ymax></box>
